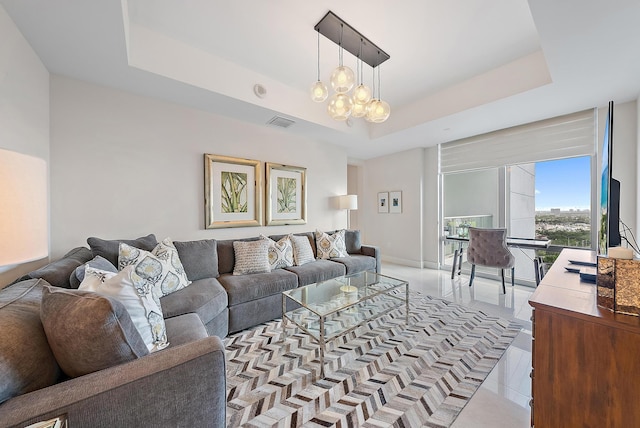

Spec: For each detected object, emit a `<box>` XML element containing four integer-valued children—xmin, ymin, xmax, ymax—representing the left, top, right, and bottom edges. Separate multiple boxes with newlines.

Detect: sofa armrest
<box><xmin>360</xmin><ymin>244</ymin><xmax>381</xmax><ymax>273</ymax></box>
<box><xmin>0</xmin><ymin>336</ymin><xmax>226</xmax><ymax>428</ymax></box>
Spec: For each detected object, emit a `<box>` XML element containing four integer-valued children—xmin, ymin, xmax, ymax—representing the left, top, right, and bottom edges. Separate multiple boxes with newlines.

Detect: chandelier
<box><xmin>310</xmin><ymin>11</ymin><xmax>390</xmax><ymax>123</ymax></box>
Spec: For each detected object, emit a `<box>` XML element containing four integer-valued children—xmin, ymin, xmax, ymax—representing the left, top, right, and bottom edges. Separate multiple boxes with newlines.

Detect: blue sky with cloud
<box><xmin>535</xmin><ymin>156</ymin><xmax>591</xmax><ymax>211</ymax></box>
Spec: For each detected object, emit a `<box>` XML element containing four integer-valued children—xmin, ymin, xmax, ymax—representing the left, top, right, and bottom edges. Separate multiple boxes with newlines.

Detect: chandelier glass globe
<box><xmin>310</xmin><ymin>81</ymin><xmax>328</xmax><ymax>102</ymax></box>
<box><xmin>330</xmin><ymin>66</ymin><xmax>355</xmax><ymax>93</ymax></box>
<box><xmin>352</xmin><ymin>84</ymin><xmax>372</xmax><ymax>105</ymax></box>
<box><xmin>365</xmin><ymin>99</ymin><xmax>391</xmax><ymax>123</ymax></box>
<box><xmin>327</xmin><ymin>93</ymin><xmax>353</xmax><ymax>121</ymax></box>
<box><xmin>351</xmin><ymin>101</ymin><xmax>367</xmax><ymax>118</ymax></box>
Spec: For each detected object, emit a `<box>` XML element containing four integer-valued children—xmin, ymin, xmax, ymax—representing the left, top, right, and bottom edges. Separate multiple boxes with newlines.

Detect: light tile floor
<box><xmin>381</xmin><ymin>263</ymin><xmax>532</xmax><ymax>428</ymax></box>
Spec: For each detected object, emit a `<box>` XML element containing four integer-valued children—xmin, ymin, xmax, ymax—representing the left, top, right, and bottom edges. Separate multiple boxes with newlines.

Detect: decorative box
<box><xmin>597</xmin><ymin>256</ymin><xmax>640</xmax><ymax>316</ymax></box>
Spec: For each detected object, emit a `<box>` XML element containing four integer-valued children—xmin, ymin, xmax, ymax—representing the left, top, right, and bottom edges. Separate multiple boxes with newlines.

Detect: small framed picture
<box><xmin>390</xmin><ymin>191</ymin><xmax>402</xmax><ymax>213</ymax></box>
<box><xmin>378</xmin><ymin>192</ymin><xmax>389</xmax><ymax>213</ymax></box>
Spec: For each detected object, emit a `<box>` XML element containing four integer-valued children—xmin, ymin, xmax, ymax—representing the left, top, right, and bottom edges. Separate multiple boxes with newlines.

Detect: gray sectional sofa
<box><xmin>0</xmin><ymin>229</ymin><xmax>379</xmax><ymax>427</ymax></box>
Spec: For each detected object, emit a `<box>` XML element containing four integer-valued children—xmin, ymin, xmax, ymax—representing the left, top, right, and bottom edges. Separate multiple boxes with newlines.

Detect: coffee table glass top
<box><xmin>283</xmin><ymin>270</ymin><xmax>406</xmax><ymax>316</ymax></box>
<box><xmin>282</xmin><ymin>271</ymin><xmax>409</xmax><ymax>378</ymax></box>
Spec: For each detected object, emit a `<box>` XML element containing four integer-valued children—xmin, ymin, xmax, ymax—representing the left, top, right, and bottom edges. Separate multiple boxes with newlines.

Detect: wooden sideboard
<box><xmin>529</xmin><ymin>248</ymin><xmax>640</xmax><ymax>427</ymax></box>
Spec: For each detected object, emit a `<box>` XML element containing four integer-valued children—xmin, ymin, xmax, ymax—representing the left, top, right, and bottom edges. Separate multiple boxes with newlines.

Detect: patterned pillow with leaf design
<box><xmin>259</xmin><ymin>235</ymin><xmax>294</xmax><ymax>270</ymax></box>
<box><xmin>118</xmin><ymin>238</ymin><xmax>191</xmax><ymax>298</ymax></box>
<box><xmin>315</xmin><ymin>229</ymin><xmax>349</xmax><ymax>259</ymax></box>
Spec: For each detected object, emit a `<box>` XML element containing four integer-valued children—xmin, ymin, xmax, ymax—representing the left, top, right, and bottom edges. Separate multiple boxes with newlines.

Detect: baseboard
<box><xmin>381</xmin><ymin>255</ymin><xmax>423</xmax><ymax>268</ymax></box>
<box><xmin>422</xmin><ymin>260</ymin><xmax>439</xmax><ymax>270</ymax></box>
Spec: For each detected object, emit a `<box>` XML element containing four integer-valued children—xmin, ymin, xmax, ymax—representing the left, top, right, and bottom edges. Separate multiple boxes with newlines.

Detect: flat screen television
<box><xmin>598</xmin><ymin>100</ymin><xmax>621</xmax><ymax>255</ymax></box>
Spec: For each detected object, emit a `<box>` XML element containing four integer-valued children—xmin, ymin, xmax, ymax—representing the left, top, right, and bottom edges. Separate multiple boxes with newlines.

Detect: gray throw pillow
<box><xmin>0</xmin><ymin>279</ymin><xmax>61</xmax><ymax>405</ymax></box>
<box><xmin>87</xmin><ymin>234</ymin><xmax>157</xmax><ymax>267</ymax></box>
<box><xmin>40</xmin><ymin>286</ymin><xmax>149</xmax><ymax>378</ymax></box>
<box><xmin>69</xmin><ymin>255</ymin><xmax>118</xmax><ymax>289</ymax></box>
<box><xmin>27</xmin><ymin>247</ymin><xmax>93</xmax><ymax>288</ymax></box>
<box><xmin>174</xmin><ymin>239</ymin><xmax>219</xmax><ymax>280</ymax></box>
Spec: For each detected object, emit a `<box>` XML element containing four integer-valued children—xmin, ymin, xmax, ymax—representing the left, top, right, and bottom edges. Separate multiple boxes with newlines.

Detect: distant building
<box><xmin>550</xmin><ymin>208</ymin><xmax>561</xmax><ymax>214</ymax></box>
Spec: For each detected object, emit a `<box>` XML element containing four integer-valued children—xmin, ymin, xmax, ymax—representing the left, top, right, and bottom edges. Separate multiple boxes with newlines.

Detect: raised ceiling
<box><xmin>2</xmin><ymin>0</ymin><xmax>640</xmax><ymax>160</ymax></box>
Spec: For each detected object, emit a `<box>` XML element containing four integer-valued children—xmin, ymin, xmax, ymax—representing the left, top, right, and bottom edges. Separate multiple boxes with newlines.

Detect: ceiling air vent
<box><xmin>267</xmin><ymin>116</ymin><xmax>295</xmax><ymax>129</ymax></box>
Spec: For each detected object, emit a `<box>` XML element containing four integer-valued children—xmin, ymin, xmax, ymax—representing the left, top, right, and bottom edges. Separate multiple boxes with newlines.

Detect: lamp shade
<box><xmin>338</xmin><ymin>195</ymin><xmax>358</xmax><ymax>210</ymax></box>
<box><xmin>0</xmin><ymin>149</ymin><xmax>48</xmax><ymax>266</ymax></box>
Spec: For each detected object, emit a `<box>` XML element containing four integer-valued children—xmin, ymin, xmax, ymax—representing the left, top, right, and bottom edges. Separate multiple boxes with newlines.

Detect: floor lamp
<box><xmin>338</xmin><ymin>194</ymin><xmax>358</xmax><ymax>230</ymax></box>
<box><xmin>0</xmin><ymin>149</ymin><xmax>48</xmax><ymax>269</ymax></box>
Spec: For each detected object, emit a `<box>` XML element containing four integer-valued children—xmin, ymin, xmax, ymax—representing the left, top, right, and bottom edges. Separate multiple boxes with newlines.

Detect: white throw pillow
<box><xmin>118</xmin><ymin>238</ymin><xmax>191</xmax><ymax>298</ymax></box>
<box><xmin>288</xmin><ymin>234</ymin><xmax>315</xmax><ymax>266</ymax></box>
<box><xmin>315</xmin><ymin>229</ymin><xmax>349</xmax><ymax>259</ymax></box>
<box><xmin>259</xmin><ymin>235</ymin><xmax>294</xmax><ymax>270</ymax></box>
<box><xmin>233</xmin><ymin>240</ymin><xmax>271</xmax><ymax>275</ymax></box>
<box><xmin>79</xmin><ymin>266</ymin><xmax>169</xmax><ymax>352</ymax></box>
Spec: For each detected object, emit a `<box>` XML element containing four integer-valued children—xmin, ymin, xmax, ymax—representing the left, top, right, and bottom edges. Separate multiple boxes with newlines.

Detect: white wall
<box><xmin>423</xmin><ymin>146</ymin><xmax>440</xmax><ymax>268</ymax></box>
<box><xmin>362</xmin><ymin>148</ymin><xmax>425</xmax><ymax>267</ymax></box>
<box><xmin>49</xmin><ymin>76</ymin><xmax>349</xmax><ymax>259</ymax></box>
<box><xmin>508</xmin><ymin>163</ymin><xmax>536</xmax><ymax>280</ymax></box>
<box><xmin>0</xmin><ymin>5</ymin><xmax>50</xmax><ymax>287</ymax></box>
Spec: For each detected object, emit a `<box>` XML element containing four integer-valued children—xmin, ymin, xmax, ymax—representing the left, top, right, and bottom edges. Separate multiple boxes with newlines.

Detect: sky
<box><xmin>535</xmin><ymin>156</ymin><xmax>591</xmax><ymax>211</ymax></box>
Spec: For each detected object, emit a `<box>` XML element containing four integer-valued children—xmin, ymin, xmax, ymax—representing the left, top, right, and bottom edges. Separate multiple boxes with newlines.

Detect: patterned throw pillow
<box><xmin>79</xmin><ymin>266</ymin><xmax>169</xmax><ymax>352</ymax></box>
<box><xmin>288</xmin><ymin>234</ymin><xmax>315</xmax><ymax>266</ymax></box>
<box><xmin>118</xmin><ymin>238</ymin><xmax>191</xmax><ymax>298</ymax></box>
<box><xmin>232</xmin><ymin>240</ymin><xmax>271</xmax><ymax>275</ymax></box>
<box><xmin>315</xmin><ymin>230</ymin><xmax>349</xmax><ymax>259</ymax></box>
<box><xmin>259</xmin><ymin>235</ymin><xmax>294</xmax><ymax>270</ymax></box>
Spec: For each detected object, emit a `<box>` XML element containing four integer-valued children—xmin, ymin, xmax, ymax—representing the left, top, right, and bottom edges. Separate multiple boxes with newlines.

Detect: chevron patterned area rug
<box><xmin>224</xmin><ymin>293</ymin><xmax>521</xmax><ymax>427</ymax></box>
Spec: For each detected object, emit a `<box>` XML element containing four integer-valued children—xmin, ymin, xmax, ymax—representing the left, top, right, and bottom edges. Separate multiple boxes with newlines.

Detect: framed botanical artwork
<box><xmin>204</xmin><ymin>154</ymin><xmax>263</xmax><ymax>229</ymax></box>
<box><xmin>390</xmin><ymin>191</ymin><xmax>402</xmax><ymax>213</ymax></box>
<box><xmin>266</xmin><ymin>162</ymin><xmax>307</xmax><ymax>225</ymax></box>
<box><xmin>378</xmin><ymin>192</ymin><xmax>389</xmax><ymax>213</ymax></box>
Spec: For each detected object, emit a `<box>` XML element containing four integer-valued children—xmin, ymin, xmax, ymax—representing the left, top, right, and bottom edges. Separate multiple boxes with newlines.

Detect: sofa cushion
<box><xmin>87</xmin><ymin>234</ymin><xmax>158</xmax><ymax>267</ymax></box>
<box><xmin>79</xmin><ymin>266</ymin><xmax>169</xmax><ymax>352</ymax></box>
<box><xmin>164</xmin><ymin>313</ymin><xmax>209</xmax><ymax>348</ymax></box>
<box><xmin>216</xmin><ymin>237</ymin><xmax>260</xmax><ymax>275</ymax></box>
<box><xmin>344</xmin><ymin>230</ymin><xmax>363</xmax><ymax>254</ymax></box>
<box><xmin>331</xmin><ymin>254</ymin><xmax>376</xmax><ymax>274</ymax></box>
<box><xmin>218</xmin><ymin>269</ymin><xmax>299</xmax><ymax>307</ymax></box>
<box><xmin>69</xmin><ymin>255</ymin><xmax>118</xmax><ymax>289</ymax></box>
<box><xmin>285</xmin><ymin>259</ymin><xmax>346</xmax><ymax>286</ymax></box>
<box><xmin>289</xmin><ymin>234</ymin><xmax>315</xmax><ymax>266</ymax></box>
<box><xmin>260</xmin><ymin>235</ymin><xmax>294</xmax><ymax>270</ymax></box>
<box><xmin>315</xmin><ymin>229</ymin><xmax>348</xmax><ymax>259</ymax></box>
<box><xmin>27</xmin><ymin>247</ymin><xmax>93</xmax><ymax>288</ymax></box>
<box><xmin>0</xmin><ymin>279</ymin><xmax>61</xmax><ymax>405</ymax></box>
<box><xmin>118</xmin><ymin>240</ymin><xmax>191</xmax><ymax>297</ymax></box>
<box><xmin>160</xmin><ymin>277</ymin><xmax>228</xmax><ymax>326</ymax></box>
<box><xmin>233</xmin><ymin>239</ymin><xmax>270</xmax><ymax>275</ymax></box>
<box><xmin>174</xmin><ymin>239</ymin><xmax>219</xmax><ymax>280</ymax></box>
<box><xmin>40</xmin><ymin>285</ymin><xmax>150</xmax><ymax>378</ymax></box>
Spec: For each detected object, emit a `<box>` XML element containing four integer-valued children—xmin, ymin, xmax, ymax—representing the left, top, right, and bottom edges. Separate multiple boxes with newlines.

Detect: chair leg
<box><xmin>451</xmin><ymin>249</ymin><xmax>458</xmax><ymax>279</ymax></box>
<box><xmin>469</xmin><ymin>264</ymin><xmax>476</xmax><ymax>287</ymax></box>
<box><xmin>511</xmin><ymin>267</ymin><xmax>515</xmax><ymax>287</ymax></box>
<box><xmin>500</xmin><ymin>269</ymin><xmax>506</xmax><ymax>294</ymax></box>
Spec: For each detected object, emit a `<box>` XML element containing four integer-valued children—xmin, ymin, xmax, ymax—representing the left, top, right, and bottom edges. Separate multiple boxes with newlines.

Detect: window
<box><xmin>439</xmin><ymin>109</ymin><xmax>596</xmax><ymax>286</ymax></box>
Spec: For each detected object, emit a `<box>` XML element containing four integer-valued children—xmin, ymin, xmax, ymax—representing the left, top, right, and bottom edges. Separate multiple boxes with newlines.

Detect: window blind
<box><xmin>440</xmin><ymin>109</ymin><xmax>596</xmax><ymax>173</ymax></box>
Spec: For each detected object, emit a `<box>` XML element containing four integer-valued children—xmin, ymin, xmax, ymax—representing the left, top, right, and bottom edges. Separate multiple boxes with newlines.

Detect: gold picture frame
<box><xmin>266</xmin><ymin>162</ymin><xmax>307</xmax><ymax>226</ymax></box>
<box><xmin>204</xmin><ymin>154</ymin><xmax>263</xmax><ymax>229</ymax></box>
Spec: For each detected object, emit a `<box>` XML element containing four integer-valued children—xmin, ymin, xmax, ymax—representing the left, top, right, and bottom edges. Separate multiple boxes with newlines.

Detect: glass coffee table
<box><xmin>282</xmin><ymin>271</ymin><xmax>408</xmax><ymax>378</ymax></box>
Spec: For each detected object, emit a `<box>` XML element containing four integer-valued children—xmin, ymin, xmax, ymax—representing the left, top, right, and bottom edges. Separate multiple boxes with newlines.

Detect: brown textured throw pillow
<box><xmin>0</xmin><ymin>279</ymin><xmax>61</xmax><ymax>404</ymax></box>
<box><xmin>40</xmin><ymin>286</ymin><xmax>149</xmax><ymax>378</ymax></box>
